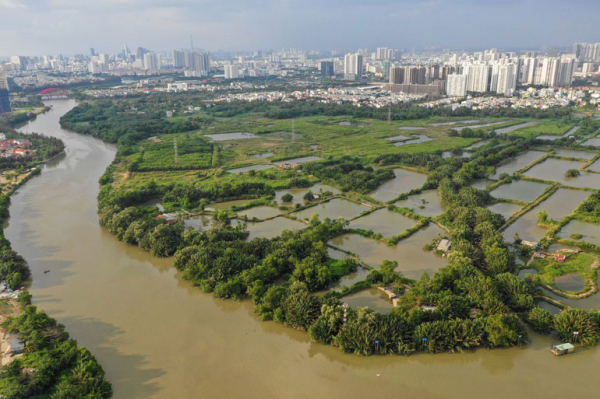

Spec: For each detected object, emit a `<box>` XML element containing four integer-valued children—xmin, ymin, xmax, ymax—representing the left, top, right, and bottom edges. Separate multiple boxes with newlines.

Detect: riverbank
<box><xmin>0</xmin><ymin>108</ymin><xmax>112</xmax><ymax>397</ymax></box>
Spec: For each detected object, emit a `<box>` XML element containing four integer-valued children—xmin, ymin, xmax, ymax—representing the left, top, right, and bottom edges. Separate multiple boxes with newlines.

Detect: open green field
<box><xmin>529</xmin><ymin>252</ymin><xmax>597</xmax><ymax>289</ymax></box>
<box><xmin>112</xmin><ymin>114</ymin><xmax>518</xmax><ymax>191</ymax></box>
<box><xmin>202</xmin><ymin>115</ymin><xmax>515</xmax><ymax>167</ymax></box>
<box><xmin>506</xmin><ymin>120</ymin><xmax>576</xmax><ymax>138</ymax></box>
<box><xmin>124</xmin><ymin>131</ymin><xmax>213</xmax><ymax>171</ymax></box>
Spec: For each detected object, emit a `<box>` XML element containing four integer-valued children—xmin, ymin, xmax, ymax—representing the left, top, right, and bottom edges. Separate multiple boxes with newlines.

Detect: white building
<box><xmin>496</xmin><ymin>64</ymin><xmax>517</xmax><ymax>96</ymax></box>
<box><xmin>465</xmin><ymin>64</ymin><xmax>489</xmax><ymax>93</ymax></box>
<box><xmin>446</xmin><ymin>74</ymin><xmax>468</xmax><ymax>97</ymax></box>
<box><xmin>224</xmin><ymin>64</ymin><xmax>240</xmax><ymax>79</ymax></box>
<box><xmin>344</xmin><ymin>53</ymin><xmax>363</xmax><ymax>79</ymax></box>
<box><xmin>143</xmin><ymin>53</ymin><xmax>161</xmax><ymax>71</ymax></box>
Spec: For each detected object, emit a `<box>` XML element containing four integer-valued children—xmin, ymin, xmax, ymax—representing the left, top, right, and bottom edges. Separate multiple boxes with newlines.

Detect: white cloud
<box><xmin>0</xmin><ymin>0</ymin><xmax>25</xmax><ymax>9</ymax></box>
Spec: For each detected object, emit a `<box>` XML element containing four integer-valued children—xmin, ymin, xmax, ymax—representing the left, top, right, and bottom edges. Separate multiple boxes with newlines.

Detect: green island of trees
<box><xmin>58</xmin><ymin>96</ymin><xmax>600</xmax><ymax>357</ymax></box>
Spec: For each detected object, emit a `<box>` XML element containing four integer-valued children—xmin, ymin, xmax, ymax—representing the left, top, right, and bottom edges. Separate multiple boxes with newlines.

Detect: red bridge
<box><xmin>39</xmin><ymin>88</ymin><xmax>73</xmax><ymax>98</ymax></box>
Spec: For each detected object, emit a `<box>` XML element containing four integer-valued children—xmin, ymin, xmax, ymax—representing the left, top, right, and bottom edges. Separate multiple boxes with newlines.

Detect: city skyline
<box><xmin>1</xmin><ymin>0</ymin><xmax>599</xmax><ymax>56</ymax></box>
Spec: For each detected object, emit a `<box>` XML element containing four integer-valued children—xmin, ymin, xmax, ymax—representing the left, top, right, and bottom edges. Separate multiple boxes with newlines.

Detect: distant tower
<box><xmin>190</xmin><ymin>35</ymin><xmax>194</xmax><ymax>52</ymax></box>
<box><xmin>174</xmin><ymin>139</ymin><xmax>179</xmax><ymax>163</ymax></box>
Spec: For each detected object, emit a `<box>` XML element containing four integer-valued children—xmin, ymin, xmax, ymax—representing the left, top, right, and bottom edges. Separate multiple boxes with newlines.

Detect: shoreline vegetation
<box><xmin>0</xmin><ymin>124</ymin><xmax>112</xmax><ymax>398</ymax></box>
<box><xmin>57</xmin><ymin>96</ymin><xmax>600</xmax><ymax>357</ymax></box>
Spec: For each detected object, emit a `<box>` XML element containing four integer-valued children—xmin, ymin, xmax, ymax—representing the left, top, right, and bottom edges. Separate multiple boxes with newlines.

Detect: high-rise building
<box><xmin>496</xmin><ymin>64</ymin><xmax>517</xmax><ymax>96</ymax></box>
<box><xmin>557</xmin><ymin>56</ymin><xmax>575</xmax><ymax>87</ymax></box>
<box><xmin>173</xmin><ymin>50</ymin><xmax>186</xmax><ymax>68</ymax></box>
<box><xmin>10</xmin><ymin>56</ymin><xmax>27</xmax><ymax>71</ymax></box>
<box><xmin>376</xmin><ymin>47</ymin><xmax>388</xmax><ymax>60</ymax></box>
<box><xmin>389</xmin><ymin>66</ymin><xmax>405</xmax><ymax>84</ymax></box>
<box><xmin>143</xmin><ymin>53</ymin><xmax>161</xmax><ymax>71</ymax></box>
<box><xmin>465</xmin><ymin>64</ymin><xmax>489</xmax><ymax>93</ymax></box>
<box><xmin>344</xmin><ymin>53</ymin><xmax>363</xmax><ymax>79</ymax></box>
<box><xmin>224</xmin><ymin>64</ymin><xmax>240</xmax><ymax>79</ymax></box>
<box><xmin>320</xmin><ymin>61</ymin><xmax>334</xmax><ymax>78</ymax></box>
<box><xmin>446</xmin><ymin>74</ymin><xmax>467</xmax><ymax>97</ymax></box>
<box><xmin>136</xmin><ymin>47</ymin><xmax>149</xmax><ymax>60</ymax></box>
<box><xmin>184</xmin><ymin>52</ymin><xmax>211</xmax><ymax>75</ymax></box>
<box><xmin>573</xmin><ymin>43</ymin><xmax>600</xmax><ymax>62</ymax></box>
<box><xmin>0</xmin><ymin>74</ymin><xmax>11</xmax><ymax>114</ymax></box>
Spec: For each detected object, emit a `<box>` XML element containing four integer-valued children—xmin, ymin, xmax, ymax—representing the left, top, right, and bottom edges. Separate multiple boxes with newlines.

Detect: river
<box><xmin>5</xmin><ymin>99</ymin><xmax>600</xmax><ymax>398</ymax></box>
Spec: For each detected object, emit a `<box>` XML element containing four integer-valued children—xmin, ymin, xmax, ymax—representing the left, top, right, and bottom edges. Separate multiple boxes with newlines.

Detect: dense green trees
<box><xmin>0</xmin><ymin>295</ymin><xmax>112</xmax><ymax>398</ymax></box>
<box><xmin>554</xmin><ymin>309</ymin><xmax>597</xmax><ymax>346</ymax></box>
<box><xmin>526</xmin><ymin>307</ymin><xmax>554</xmax><ymax>334</ymax></box>
<box><xmin>301</xmin><ymin>157</ymin><xmax>395</xmax><ymax>193</ymax></box>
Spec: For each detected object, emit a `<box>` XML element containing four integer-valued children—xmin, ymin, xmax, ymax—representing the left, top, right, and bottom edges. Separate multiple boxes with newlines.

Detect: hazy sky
<box><xmin>0</xmin><ymin>0</ymin><xmax>599</xmax><ymax>56</ymax></box>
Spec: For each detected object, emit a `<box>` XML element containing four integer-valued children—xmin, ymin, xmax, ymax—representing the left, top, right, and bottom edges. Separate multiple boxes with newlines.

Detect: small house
<box><xmin>157</xmin><ymin>213</ymin><xmax>178</xmax><ymax>223</ymax></box>
<box><xmin>437</xmin><ymin>239</ymin><xmax>452</xmax><ymax>253</ymax></box>
<box><xmin>521</xmin><ymin>240</ymin><xmax>539</xmax><ymax>248</ymax></box>
<box><xmin>422</xmin><ymin>305</ymin><xmax>438</xmax><ymax>312</ymax></box>
<box><xmin>554</xmin><ymin>253</ymin><xmax>566</xmax><ymax>263</ymax></box>
<box><xmin>551</xmin><ymin>343</ymin><xmax>575</xmax><ymax>356</ymax></box>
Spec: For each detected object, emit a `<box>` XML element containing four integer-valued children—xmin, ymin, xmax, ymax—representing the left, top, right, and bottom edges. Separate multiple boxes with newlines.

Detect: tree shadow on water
<box><xmin>59</xmin><ymin>315</ymin><xmax>165</xmax><ymax>399</ymax></box>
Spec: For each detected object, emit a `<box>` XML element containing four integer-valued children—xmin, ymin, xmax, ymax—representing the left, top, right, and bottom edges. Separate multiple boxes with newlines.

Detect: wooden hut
<box><xmin>551</xmin><ymin>343</ymin><xmax>575</xmax><ymax>356</ymax></box>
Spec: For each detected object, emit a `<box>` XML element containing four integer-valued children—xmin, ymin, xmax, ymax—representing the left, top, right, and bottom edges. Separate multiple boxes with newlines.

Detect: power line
<box><xmin>174</xmin><ymin>138</ymin><xmax>179</xmax><ymax>163</ymax></box>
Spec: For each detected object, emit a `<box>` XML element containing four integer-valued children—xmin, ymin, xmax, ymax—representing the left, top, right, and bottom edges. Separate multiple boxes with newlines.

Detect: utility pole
<box><xmin>291</xmin><ymin>118</ymin><xmax>295</xmax><ymax>142</ymax></box>
<box><xmin>387</xmin><ymin>105</ymin><xmax>391</xmax><ymax>125</ymax></box>
<box><xmin>174</xmin><ymin>138</ymin><xmax>179</xmax><ymax>164</ymax></box>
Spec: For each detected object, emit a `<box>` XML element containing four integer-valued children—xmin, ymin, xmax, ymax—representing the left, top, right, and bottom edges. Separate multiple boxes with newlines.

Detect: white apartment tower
<box><xmin>446</xmin><ymin>74</ymin><xmax>468</xmax><ymax>97</ymax></box>
<box><xmin>224</xmin><ymin>64</ymin><xmax>240</xmax><ymax>79</ymax></box>
<box><xmin>344</xmin><ymin>53</ymin><xmax>363</xmax><ymax>79</ymax></box>
<box><xmin>465</xmin><ymin>64</ymin><xmax>489</xmax><ymax>93</ymax></box>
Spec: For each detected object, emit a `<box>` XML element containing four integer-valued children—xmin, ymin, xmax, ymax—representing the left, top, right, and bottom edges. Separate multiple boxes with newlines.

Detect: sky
<box><xmin>0</xmin><ymin>0</ymin><xmax>599</xmax><ymax>56</ymax></box>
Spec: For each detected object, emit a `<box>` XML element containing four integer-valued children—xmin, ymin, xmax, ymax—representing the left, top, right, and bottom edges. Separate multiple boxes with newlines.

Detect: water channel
<box><xmin>5</xmin><ymin>100</ymin><xmax>600</xmax><ymax>399</ymax></box>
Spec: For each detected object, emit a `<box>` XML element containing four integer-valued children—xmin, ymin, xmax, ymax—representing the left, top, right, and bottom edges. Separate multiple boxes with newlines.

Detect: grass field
<box><xmin>507</xmin><ymin>120</ymin><xmax>576</xmax><ymax>138</ymax></box>
<box><xmin>529</xmin><ymin>252</ymin><xmax>597</xmax><ymax>288</ymax></box>
<box><xmin>199</xmin><ymin>115</ymin><xmax>516</xmax><ymax>168</ymax></box>
<box><xmin>124</xmin><ymin>131</ymin><xmax>213</xmax><ymax>171</ymax></box>
<box><xmin>111</xmin><ymin>114</ymin><xmax>525</xmax><ymax>200</ymax></box>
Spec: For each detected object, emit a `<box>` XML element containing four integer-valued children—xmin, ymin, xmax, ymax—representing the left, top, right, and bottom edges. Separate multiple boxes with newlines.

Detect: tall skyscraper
<box><xmin>446</xmin><ymin>74</ymin><xmax>467</xmax><ymax>97</ymax></box>
<box><xmin>224</xmin><ymin>64</ymin><xmax>240</xmax><ymax>79</ymax></box>
<box><xmin>573</xmin><ymin>43</ymin><xmax>600</xmax><ymax>62</ymax></box>
<box><xmin>10</xmin><ymin>56</ymin><xmax>27</xmax><ymax>71</ymax></box>
<box><xmin>495</xmin><ymin>64</ymin><xmax>517</xmax><ymax>96</ymax></box>
<box><xmin>389</xmin><ymin>66</ymin><xmax>405</xmax><ymax>84</ymax></box>
<box><xmin>465</xmin><ymin>64</ymin><xmax>489</xmax><ymax>93</ymax></box>
<box><xmin>0</xmin><ymin>74</ymin><xmax>11</xmax><ymax>114</ymax></box>
<box><xmin>173</xmin><ymin>50</ymin><xmax>186</xmax><ymax>68</ymax></box>
<box><xmin>344</xmin><ymin>53</ymin><xmax>363</xmax><ymax>79</ymax></box>
<box><xmin>143</xmin><ymin>53</ymin><xmax>161</xmax><ymax>71</ymax></box>
<box><xmin>136</xmin><ymin>47</ymin><xmax>149</xmax><ymax>60</ymax></box>
<box><xmin>184</xmin><ymin>52</ymin><xmax>211</xmax><ymax>75</ymax></box>
<box><xmin>320</xmin><ymin>61</ymin><xmax>334</xmax><ymax>78</ymax></box>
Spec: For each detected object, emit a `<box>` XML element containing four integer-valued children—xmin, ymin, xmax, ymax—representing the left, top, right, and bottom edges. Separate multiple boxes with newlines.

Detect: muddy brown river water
<box><xmin>5</xmin><ymin>100</ymin><xmax>600</xmax><ymax>398</ymax></box>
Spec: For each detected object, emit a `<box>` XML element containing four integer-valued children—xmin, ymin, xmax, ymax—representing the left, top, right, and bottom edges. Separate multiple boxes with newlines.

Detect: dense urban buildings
<box><xmin>0</xmin><ymin>42</ymin><xmax>595</xmax><ymax>109</ymax></box>
<box><xmin>0</xmin><ymin>73</ymin><xmax>11</xmax><ymax>114</ymax></box>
